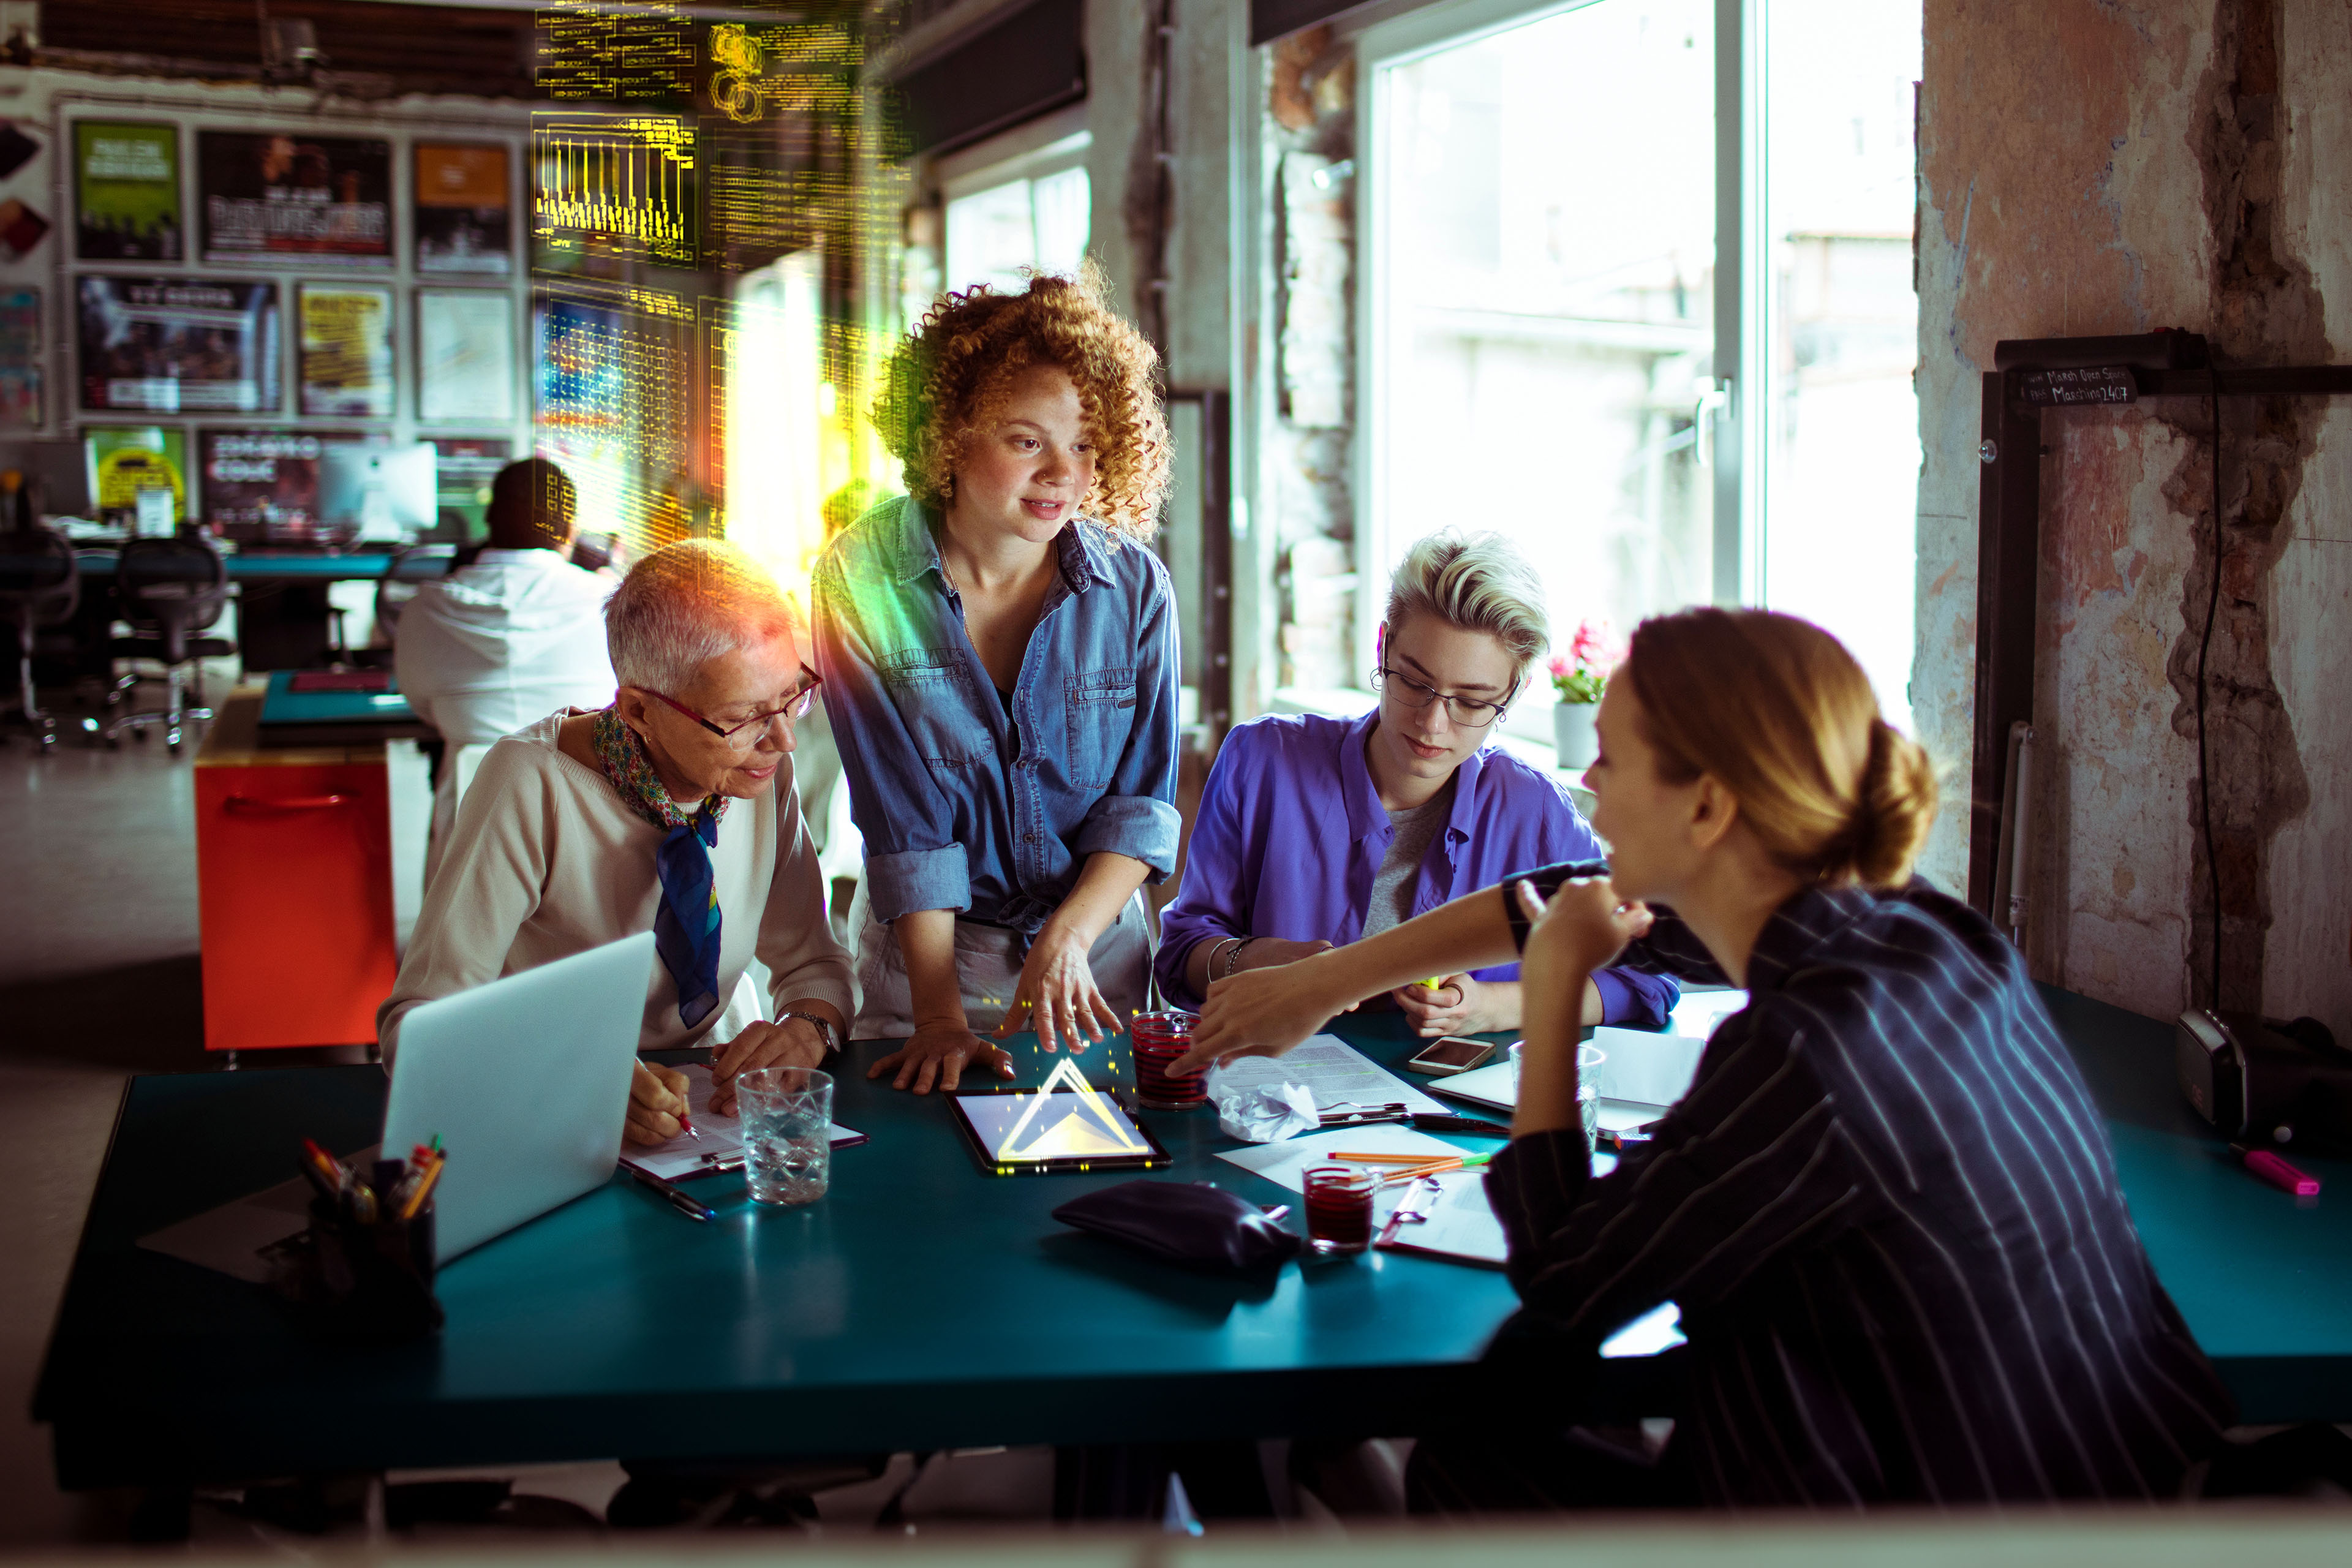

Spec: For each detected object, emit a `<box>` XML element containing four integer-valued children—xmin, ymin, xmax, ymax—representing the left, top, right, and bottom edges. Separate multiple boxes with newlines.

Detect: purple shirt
<box><xmin>1155</xmin><ymin>710</ymin><xmax>1678</xmax><ymax>1026</ymax></box>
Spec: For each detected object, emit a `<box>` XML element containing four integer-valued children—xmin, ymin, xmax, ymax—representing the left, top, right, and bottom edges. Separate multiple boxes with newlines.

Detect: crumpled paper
<box><xmin>1206</xmin><ymin>1070</ymin><xmax>1319</xmax><ymax>1143</ymax></box>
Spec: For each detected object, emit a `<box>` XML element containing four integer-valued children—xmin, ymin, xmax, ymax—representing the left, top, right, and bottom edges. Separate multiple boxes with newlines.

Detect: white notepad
<box><xmin>1376</xmin><ymin>1168</ymin><xmax>1507</xmax><ymax>1267</ymax></box>
<box><xmin>619</xmin><ymin>1065</ymin><xmax>865</xmax><ymax>1182</ymax></box>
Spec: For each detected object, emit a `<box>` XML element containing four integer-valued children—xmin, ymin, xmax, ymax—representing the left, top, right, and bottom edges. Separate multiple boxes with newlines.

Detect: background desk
<box><xmin>75</xmin><ymin>549</ymin><xmax>451</xmax><ymax>669</ymax></box>
<box><xmin>37</xmin><ymin>994</ymin><xmax>2352</xmax><ymax>1492</ymax></box>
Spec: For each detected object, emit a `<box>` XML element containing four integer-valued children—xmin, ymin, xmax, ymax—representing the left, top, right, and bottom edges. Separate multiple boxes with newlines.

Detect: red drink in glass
<box><xmin>1130</xmin><ymin>1009</ymin><xmax>1206</xmax><ymax>1110</ymax></box>
<box><xmin>1302</xmin><ymin>1165</ymin><xmax>1375</xmax><ymax>1253</ymax></box>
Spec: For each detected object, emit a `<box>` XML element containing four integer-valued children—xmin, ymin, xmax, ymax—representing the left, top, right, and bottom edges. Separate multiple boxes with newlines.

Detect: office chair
<box><xmin>0</xmin><ymin>527</ymin><xmax>80</xmax><ymax>752</ymax></box>
<box><xmin>96</xmin><ymin>535</ymin><xmax>235</xmax><ymax>754</ymax></box>
<box><xmin>369</xmin><ymin>542</ymin><xmax>458</xmax><ymax>657</ymax></box>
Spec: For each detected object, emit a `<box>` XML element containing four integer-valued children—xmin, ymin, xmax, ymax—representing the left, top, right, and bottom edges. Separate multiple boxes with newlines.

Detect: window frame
<box><xmin>935</xmin><ymin>102</ymin><xmax>1093</xmax><ymax>295</ymax></box>
<box><xmin>1350</xmin><ymin>0</ymin><xmax>1761</xmax><ymax>703</ymax></box>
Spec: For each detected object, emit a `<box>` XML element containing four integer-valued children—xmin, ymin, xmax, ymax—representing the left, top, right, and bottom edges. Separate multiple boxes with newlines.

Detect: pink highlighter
<box><xmin>2231</xmin><ymin>1143</ymin><xmax>2321</xmax><ymax>1197</ymax></box>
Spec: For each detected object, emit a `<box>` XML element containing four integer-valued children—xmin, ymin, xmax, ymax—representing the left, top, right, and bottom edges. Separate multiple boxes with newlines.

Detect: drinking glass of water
<box><xmin>736</xmin><ymin>1066</ymin><xmax>833</xmax><ymax>1207</ymax></box>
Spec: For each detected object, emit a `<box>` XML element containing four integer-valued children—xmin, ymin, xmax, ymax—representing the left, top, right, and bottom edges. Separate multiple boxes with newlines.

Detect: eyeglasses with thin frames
<box><xmin>639</xmin><ymin>666</ymin><xmax>823</xmax><ymax>747</ymax></box>
<box><xmin>1372</xmin><ymin>664</ymin><xmax>1517</xmax><ymax>728</ymax></box>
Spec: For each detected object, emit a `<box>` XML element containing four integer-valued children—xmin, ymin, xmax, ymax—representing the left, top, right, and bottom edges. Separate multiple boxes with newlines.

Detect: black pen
<box><xmin>627</xmin><ymin>1164</ymin><xmax>715</xmax><ymax>1222</ymax></box>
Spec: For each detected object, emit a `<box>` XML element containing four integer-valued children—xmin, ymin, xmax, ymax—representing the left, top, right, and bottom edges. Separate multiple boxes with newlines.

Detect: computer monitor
<box><xmin>0</xmin><ymin>439</ymin><xmax>93</xmax><ymax>518</ymax></box>
<box><xmin>319</xmin><ymin>442</ymin><xmax>436</xmax><ymax>540</ymax></box>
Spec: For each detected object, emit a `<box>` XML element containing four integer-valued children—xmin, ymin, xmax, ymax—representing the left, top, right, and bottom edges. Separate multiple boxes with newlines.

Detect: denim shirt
<box><xmin>812</xmin><ymin>496</ymin><xmax>1182</xmax><ymax>932</ymax></box>
<box><xmin>1153</xmin><ymin>710</ymin><xmax>1678</xmax><ymax>1027</ymax></box>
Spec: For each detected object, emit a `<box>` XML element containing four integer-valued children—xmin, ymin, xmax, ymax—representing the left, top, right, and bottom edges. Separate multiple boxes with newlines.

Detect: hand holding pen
<box><xmin>625</xmin><ymin>1060</ymin><xmax>696</xmax><ymax>1146</ymax></box>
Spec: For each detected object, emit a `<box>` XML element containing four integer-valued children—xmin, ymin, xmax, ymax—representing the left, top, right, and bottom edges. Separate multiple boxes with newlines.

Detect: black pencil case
<box><xmin>1052</xmin><ymin>1180</ymin><xmax>1304</xmax><ymax>1273</ymax></box>
<box><xmin>265</xmin><ymin>1194</ymin><xmax>443</xmax><ymax>1344</ymax></box>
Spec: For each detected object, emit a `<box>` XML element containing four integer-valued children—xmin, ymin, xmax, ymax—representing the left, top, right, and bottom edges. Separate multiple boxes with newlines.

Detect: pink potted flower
<box><xmin>1547</xmin><ymin>619</ymin><xmax>1624</xmax><ymax>768</ymax></box>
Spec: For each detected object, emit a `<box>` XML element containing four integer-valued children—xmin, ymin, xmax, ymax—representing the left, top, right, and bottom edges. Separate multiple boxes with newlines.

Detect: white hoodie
<box><xmin>394</xmin><ymin>547</ymin><xmax>617</xmax><ymax>745</ymax></box>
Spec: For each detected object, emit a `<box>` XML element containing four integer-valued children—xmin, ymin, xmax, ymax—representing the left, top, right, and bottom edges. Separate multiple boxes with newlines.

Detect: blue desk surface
<box><xmin>255</xmin><ymin>669</ymin><xmax>418</xmax><ymax>728</ymax></box>
<box><xmin>34</xmin><ymin>991</ymin><xmax>2352</xmax><ymax>1489</ymax></box>
<box><xmin>75</xmin><ymin>550</ymin><xmax>443</xmax><ymax>582</ymax></box>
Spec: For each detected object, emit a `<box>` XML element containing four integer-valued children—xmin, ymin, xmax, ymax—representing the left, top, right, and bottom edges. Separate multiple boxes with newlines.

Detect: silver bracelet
<box><xmin>1217</xmin><ymin>936</ymin><xmax>1252</xmax><ymax>981</ymax></box>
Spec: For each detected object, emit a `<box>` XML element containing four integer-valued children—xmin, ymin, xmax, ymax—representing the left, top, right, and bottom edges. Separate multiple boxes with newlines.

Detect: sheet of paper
<box><xmin>1668</xmin><ymin>987</ymin><xmax>1749</xmax><ymax>1041</ymax></box>
<box><xmin>1378</xmin><ymin>1168</ymin><xmax>1507</xmax><ymax>1267</ymax></box>
<box><xmin>1205</xmin><ymin>1034</ymin><xmax>1452</xmax><ymax>1118</ymax></box>
<box><xmin>1212</xmin><ymin>1121</ymin><xmax>1464</xmax><ymax>1193</ymax></box>
<box><xmin>137</xmin><ymin>1140</ymin><xmax>385</xmax><ymax>1283</ymax></box>
<box><xmin>619</xmin><ymin>1065</ymin><xmax>864</xmax><ymax>1182</ymax></box>
<box><xmin>1588</xmin><ymin>1027</ymin><xmax>1708</xmax><ymax>1107</ymax></box>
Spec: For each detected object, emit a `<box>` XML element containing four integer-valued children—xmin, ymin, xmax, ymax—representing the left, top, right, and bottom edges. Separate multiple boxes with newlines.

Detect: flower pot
<box><xmin>1553</xmin><ymin>701</ymin><xmax>1600</xmax><ymax>769</ymax></box>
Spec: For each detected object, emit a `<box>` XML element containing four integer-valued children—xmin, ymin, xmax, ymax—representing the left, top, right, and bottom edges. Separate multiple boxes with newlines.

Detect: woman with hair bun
<box><xmin>1178</xmin><ymin>608</ymin><xmax>2230</xmax><ymax>1509</ymax></box>
<box><xmin>815</xmin><ymin>270</ymin><xmax>1180</xmax><ymax>1092</ymax></box>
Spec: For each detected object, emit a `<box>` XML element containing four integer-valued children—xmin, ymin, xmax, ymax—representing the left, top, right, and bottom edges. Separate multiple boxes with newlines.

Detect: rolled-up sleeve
<box><xmin>1072</xmin><ymin>564</ymin><xmax>1180</xmax><ymax>878</ymax></box>
<box><xmin>812</xmin><ymin>564</ymin><xmax>973</xmax><ymax>922</ymax></box>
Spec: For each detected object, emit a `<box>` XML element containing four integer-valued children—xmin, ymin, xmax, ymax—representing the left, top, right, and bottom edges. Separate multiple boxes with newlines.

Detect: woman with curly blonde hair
<box><xmin>814</xmin><ymin>270</ymin><xmax>1181</xmax><ymax>1091</ymax></box>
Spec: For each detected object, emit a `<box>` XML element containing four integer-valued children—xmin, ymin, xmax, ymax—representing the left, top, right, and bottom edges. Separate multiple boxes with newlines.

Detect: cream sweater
<box><xmin>377</xmin><ymin>710</ymin><xmax>856</xmax><ymax>1057</ymax></box>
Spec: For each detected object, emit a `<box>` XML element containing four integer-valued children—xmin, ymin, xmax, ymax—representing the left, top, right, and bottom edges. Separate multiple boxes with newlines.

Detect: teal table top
<box><xmin>77</xmin><ymin>550</ymin><xmax>431</xmax><ymax>581</ymax></box>
<box><xmin>35</xmin><ymin>1016</ymin><xmax>1543</xmax><ymax>1488</ymax></box>
<box><xmin>35</xmin><ymin>990</ymin><xmax>2352</xmax><ymax>1489</ymax></box>
<box><xmin>255</xmin><ymin>668</ymin><xmax>419</xmax><ymax>729</ymax></box>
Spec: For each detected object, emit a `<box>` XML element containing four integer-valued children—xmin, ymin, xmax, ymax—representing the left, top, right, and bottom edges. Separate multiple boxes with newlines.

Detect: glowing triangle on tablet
<box><xmin>995</xmin><ymin>1057</ymin><xmax>1153</xmax><ymax>1161</ymax></box>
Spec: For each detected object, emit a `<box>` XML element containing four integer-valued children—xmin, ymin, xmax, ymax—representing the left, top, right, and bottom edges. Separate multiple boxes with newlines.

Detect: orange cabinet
<box><xmin>195</xmin><ymin>685</ymin><xmax>396</xmax><ymax>1052</ymax></box>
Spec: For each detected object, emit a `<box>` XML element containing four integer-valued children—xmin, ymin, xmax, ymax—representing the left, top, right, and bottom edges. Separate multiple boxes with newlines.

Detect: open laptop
<box><xmin>383</xmin><ymin>931</ymin><xmax>655</xmax><ymax>1262</ymax></box>
<box><xmin>139</xmin><ymin>932</ymin><xmax>657</xmax><ymax>1281</ymax></box>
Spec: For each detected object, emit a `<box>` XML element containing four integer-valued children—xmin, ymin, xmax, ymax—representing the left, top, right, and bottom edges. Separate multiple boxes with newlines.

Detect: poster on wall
<box><xmin>415</xmin><ymin>143</ymin><xmax>511</xmax><ymax>274</ymax></box>
<box><xmin>298</xmin><ymin>282</ymin><xmax>393</xmax><ymax>418</ymax></box>
<box><xmin>0</xmin><ymin>288</ymin><xmax>40</xmax><ymax>431</ymax></box>
<box><xmin>199</xmin><ymin>428</ymin><xmax>364</xmax><ymax>536</ymax></box>
<box><xmin>85</xmin><ymin>426</ymin><xmax>189</xmax><ymax>524</ymax></box>
<box><xmin>74</xmin><ymin>121</ymin><xmax>182</xmax><ymax>262</ymax></box>
<box><xmin>78</xmin><ymin>276</ymin><xmax>280</xmax><ymax>414</ymax></box>
<box><xmin>200</xmin><ymin>131</ymin><xmax>391</xmax><ymax>265</ymax></box>
<box><xmin>417</xmin><ymin>289</ymin><xmax>514</xmax><ymax>423</ymax></box>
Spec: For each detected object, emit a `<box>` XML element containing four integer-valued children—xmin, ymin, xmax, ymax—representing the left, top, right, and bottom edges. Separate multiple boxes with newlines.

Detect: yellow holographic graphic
<box><xmin>994</xmin><ymin>1057</ymin><xmax>1154</xmax><ymax>1163</ymax></box>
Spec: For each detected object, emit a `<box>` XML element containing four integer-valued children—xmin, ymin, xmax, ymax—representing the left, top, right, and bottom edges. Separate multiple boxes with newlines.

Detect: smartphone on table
<box><xmin>1404</xmin><ymin>1035</ymin><xmax>1495</xmax><ymax>1076</ymax></box>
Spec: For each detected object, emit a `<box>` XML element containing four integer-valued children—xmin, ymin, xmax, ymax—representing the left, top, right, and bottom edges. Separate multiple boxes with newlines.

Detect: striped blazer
<box><xmin>1487</xmin><ymin>875</ymin><xmax>2233</xmax><ymax>1505</ymax></box>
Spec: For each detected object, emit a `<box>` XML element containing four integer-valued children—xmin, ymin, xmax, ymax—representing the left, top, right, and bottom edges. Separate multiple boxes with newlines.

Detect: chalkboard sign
<box><xmin>2018</xmin><ymin>365</ymin><xmax>2138</xmax><ymax>406</ymax></box>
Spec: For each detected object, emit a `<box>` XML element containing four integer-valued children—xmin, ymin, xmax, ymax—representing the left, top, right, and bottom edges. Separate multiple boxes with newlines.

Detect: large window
<box><xmin>1360</xmin><ymin>0</ymin><xmax>1922</xmax><ymax>735</ymax></box>
<box><xmin>940</xmin><ymin>118</ymin><xmax>1091</xmax><ymax>296</ymax></box>
<box><xmin>1759</xmin><ymin>2</ymin><xmax>1921</xmax><ymax>728</ymax></box>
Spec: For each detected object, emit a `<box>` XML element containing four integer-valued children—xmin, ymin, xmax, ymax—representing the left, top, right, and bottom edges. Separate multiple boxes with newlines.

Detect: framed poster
<box><xmin>0</xmin><ymin>288</ymin><xmax>39</xmax><ymax>431</ymax></box>
<box><xmin>199</xmin><ymin>428</ymin><xmax>364</xmax><ymax>535</ymax></box>
<box><xmin>85</xmin><ymin>426</ymin><xmax>190</xmax><ymax>525</ymax></box>
<box><xmin>298</xmin><ymin>282</ymin><xmax>393</xmax><ymax>418</ymax></box>
<box><xmin>77</xmin><ymin>276</ymin><xmax>280</xmax><ymax>414</ymax></box>
<box><xmin>73</xmin><ymin>121</ymin><xmax>182</xmax><ymax>262</ymax></box>
<box><xmin>415</xmin><ymin>143</ymin><xmax>512</xmax><ymax>274</ymax></box>
<box><xmin>417</xmin><ymin>289</ymin><xmax>514</xmax><ymax>424</ymax></box>
<box><xmin>200</xmin><ymin>131</ymin><xmax>391</xmax><ymax>265</ymax></box>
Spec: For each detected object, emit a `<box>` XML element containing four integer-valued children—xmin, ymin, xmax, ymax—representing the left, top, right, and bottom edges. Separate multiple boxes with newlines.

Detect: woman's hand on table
<box><xmin>1393</xmin><ymin>972</ymin><xmax>1493</xmax><ymax>1037</ymax></box>
<box><xmin>869</xmin><ymin>1022</ymin><xmax>1016</xmax><ymax>1094</ymax></box>
<box><xmin>624</xmin><ymin>1061</ymin><xmax>692</xmax><ymax>1145</ymax></box>
<box><xmin>708</xmin><ymin>1016</ymin><xmax>829</xmax><ymax>1114</ymax></box>
<box><xmin>995</xmin><ymin>925</ymin><xmax>1122</xmax><ymax>1054</ymax></box>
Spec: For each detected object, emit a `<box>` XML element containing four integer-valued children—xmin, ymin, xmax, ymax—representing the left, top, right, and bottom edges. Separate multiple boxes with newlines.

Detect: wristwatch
<box><xmin>779</xmin><ymin>1009</ymin><xmax>842</xmax><ymax>1056</ymax></box>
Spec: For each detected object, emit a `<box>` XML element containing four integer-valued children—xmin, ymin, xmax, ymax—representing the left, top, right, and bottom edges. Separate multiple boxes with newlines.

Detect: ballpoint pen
<box><xmin>628</xmin><ymin>1164</ymin><xmax>717</xmax><ymax>1221</ymax></box>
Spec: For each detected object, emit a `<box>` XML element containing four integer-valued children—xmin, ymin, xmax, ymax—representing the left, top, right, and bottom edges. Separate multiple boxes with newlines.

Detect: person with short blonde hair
<box><xmin>1155</xmin><ymin>529</ymin><xmax>1675</xmax><ymax>1033</ymax></box>
<box><xmin>1178</xmin><ymin>608</ymin><xmax>2231</xmax><ymax>1510</ymax></box>
<box><xmin>381</xmin><ymin>538</ymin><xmax>853</xmax><ymax>1146</ymax></box>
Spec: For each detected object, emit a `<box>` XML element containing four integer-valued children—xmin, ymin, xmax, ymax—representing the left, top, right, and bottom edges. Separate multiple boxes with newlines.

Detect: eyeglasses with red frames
<box><xmin>638</xmin><ymin>666</ymin><xmax>822</xmax><ymax>747</ymax></box>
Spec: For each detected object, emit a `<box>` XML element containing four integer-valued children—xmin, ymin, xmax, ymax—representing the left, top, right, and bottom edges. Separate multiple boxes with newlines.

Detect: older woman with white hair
<box><xmin>379</xmin><ymin>538</ymin><xmax>854</xmax><ymax>1146</ymax></box>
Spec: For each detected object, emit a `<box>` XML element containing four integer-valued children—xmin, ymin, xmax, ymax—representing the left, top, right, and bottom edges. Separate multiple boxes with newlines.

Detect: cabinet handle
<box><xmin>224</xmin><ymin>793</ymin><xmax>350</xmax><ymax>814</ymax></box>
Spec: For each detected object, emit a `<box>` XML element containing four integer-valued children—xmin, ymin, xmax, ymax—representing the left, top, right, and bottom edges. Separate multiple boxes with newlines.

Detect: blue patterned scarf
<box><xmin>592</xmin><ymin>708</ymin><xmax>730</xmax><ymax>1028</ymax></box>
